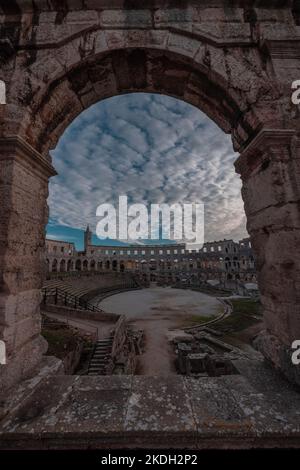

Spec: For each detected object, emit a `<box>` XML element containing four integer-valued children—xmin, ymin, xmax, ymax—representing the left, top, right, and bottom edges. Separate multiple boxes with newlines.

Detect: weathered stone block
<box><xmin>167</xmin><ymin>32</ymin><xmax>201</xmax><ymax>58</ymax></box>
<box><xmin>100</xmin><ymin>10</ymin><xmax>152</xmax><ymax>28</ymax></box>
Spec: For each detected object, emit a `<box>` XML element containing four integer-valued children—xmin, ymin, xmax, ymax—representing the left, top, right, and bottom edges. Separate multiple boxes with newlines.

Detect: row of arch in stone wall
<box><xmin>46</xmin><ymin>253</ymin><xmax>255</xmax><ymax>274</ymax></box>
<box><xmin>135</xmin><ymin>270</ymin><xmax>257</xmax><ymax>284</ymax></box>
<box><xmin>47</xmin><ymin>258</ymin><xmax>120</xmax><ymax>272</ymax></box>
<box><xmin>46</xmin><ymin>256</ymin><xmax>256</xmax><ymax>283</ymax></box>
<box><xmin>46</xmin><ymin>257</ymin><xmax>254</xmax><ymax>272</ymax></box>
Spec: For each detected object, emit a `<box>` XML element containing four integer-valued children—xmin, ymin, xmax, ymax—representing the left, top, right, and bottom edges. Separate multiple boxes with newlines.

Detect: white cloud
<box><xmin>49</xmin><ymin>93</ymin><xmax>248</xmax><ymax>242</ymax></box>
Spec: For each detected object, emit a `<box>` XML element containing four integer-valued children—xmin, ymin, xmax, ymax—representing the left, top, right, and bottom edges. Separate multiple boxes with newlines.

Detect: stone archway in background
<box><xmin>75</xmin><ymin>259</ymin><xmax>81</xmax><ymax>272</ymax></box>
<box><xmin>0</xmin><ymin>1</ymin><xmax>300</xmax><ymax>391</ymax></box>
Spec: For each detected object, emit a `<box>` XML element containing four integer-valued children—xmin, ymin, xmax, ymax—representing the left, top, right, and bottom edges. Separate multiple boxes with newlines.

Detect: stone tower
<box><xmin>84</xmin><ymin>225</ymin><xmax>92</xmax><ymax>252</ymax></box>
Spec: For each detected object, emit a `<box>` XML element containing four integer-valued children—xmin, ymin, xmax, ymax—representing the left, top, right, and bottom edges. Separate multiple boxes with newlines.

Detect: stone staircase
<box><xmin>88</xmin><ymin>336</ymin><xmax>113</xmax><ymax>375</ymax></box>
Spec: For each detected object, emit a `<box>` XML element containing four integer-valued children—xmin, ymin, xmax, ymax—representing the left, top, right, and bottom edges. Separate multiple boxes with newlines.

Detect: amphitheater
<box><xmin>1</xmin><ymin>1</ymin><xmax>300</xmax><ymax>449</ymax></box>
<box><xmin>46</xmin><ymin>226</ymin><xmax>257</xmax><ymax>285</ymax></box>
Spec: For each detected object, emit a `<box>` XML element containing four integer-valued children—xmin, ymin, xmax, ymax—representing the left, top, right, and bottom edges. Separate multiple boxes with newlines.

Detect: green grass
<box><xmin>42</xmin><ymin>328</ymin><xmax>80</xmax><ymax>359</ymax></box>
<box><xmin>190</xmin><ymin>286</ymin><xmax>232</xmax><ymax>297</ymax></box>
<box><xmin>230</xmin><ymin>298</ymin><xmax>262</xmax><ymax>316</ymax></box>
<box><xmin>179</xmin><ymin>313</ymin><xmax>218</xmax><ymax>328</ymax></box>
<box><xmin>41</xmin><ymin>314</ymin><xmax>95</xmax><ymax>374</ymax></box>
<box><xmin>213</xmin><ymin>298</ymin><xmax>262</xmax><ymax>334</ymax></box>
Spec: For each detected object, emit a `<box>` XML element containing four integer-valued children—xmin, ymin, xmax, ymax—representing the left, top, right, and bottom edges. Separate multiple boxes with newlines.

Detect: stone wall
<box><xmin>42</xmin><ymin>304</ymin><xmax>119</xmax><ymax>323</ymax></box>
<box><xmin>1</xmin><ymin>1</ymin><xmax>300</xmax><ymax>388</ymax></box>
<box><xmin>110</xmin><ymin>315</ymin><xmax>142</xmax><ymax>375</ymax></box>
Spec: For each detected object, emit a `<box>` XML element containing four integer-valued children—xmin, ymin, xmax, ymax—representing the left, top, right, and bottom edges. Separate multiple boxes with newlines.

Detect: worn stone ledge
<box><xmin>5</xmin><ymin>1</ymin><xmax>296</xmax><ymax>14</ymax></box>
<box><xmin>0</xmin><ymin>136</ymin><xmax>56</xmax><ymax>179</ymax></box>
<box><xmin>235</xmin><ymin>128</ymin><xmax>297</xmax><ymax>177</ymax></box>
<box><xmin>0</xmin><ymin>359</ymin><xmax>300</xmax><ymax>449</ymax></box>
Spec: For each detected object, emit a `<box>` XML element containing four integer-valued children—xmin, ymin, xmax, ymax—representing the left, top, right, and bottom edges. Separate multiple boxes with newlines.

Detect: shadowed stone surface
<box><xmin>54</xmin><ymin>376</ymin><xmax>133</xmax><ymax>433</ymax></box>
<box><xmin>125</xmin><ymin>376</ymin><xmax>196</xmax><ymax>432</ymax></box>
<box><xmin>1</xmin><ymin>359</ymin><xmax>300</xmax><ymax>449</ymax></box>
<box><xmin>186</xmin><ymin>377</ymin><xmax>251</xmax><ymax>436</ymax></box>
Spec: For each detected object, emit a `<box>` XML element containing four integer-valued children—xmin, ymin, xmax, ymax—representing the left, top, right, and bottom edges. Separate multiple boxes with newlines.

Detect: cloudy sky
<box><xmin>47</xmin><ymin>93</ymin><xmax>248</xmax><ymax>250</ymax></box>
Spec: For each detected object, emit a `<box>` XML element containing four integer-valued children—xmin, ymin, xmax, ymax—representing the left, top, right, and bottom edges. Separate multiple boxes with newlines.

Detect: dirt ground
<box><xmin>99</xmin><ymin>286</ymin><xmax>222</xmax><ymax>375</ymax></box>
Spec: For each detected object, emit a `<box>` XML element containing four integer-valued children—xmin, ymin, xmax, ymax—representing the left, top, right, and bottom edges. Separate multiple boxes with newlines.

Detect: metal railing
<box><xmin>42</xmin><ymin>287</ymin><xmax>103</xmax><ymax>313</ymax></box>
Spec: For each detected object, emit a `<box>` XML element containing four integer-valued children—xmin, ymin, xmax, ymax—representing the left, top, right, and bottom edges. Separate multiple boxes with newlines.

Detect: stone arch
<box><xmin>90</xmin><ymin>260</ymin><xmax>96</xmax><ymax>271</ymax></box>
<box><xmin>59</xmin><ymin>259</ymin><xmax>66</xmax><ymax>272</ymax></box>
<box><xmin>4</xmin><ymin>28</ymin><xmax>283</xmax><ymax>156</ymax></box>
<box><xmin>112</xmin><ymin>260</ymin><xmax>118</xmax><ymax>271</ymax></box>
<box><xmin>1</xmin><ymin>4</ymin><xmax>300</xmax><ymax>390</ymax></box>
<box><xmin>126</xmin><ymin>260</ymin><xmax>134</xmax><ymax>270</ymax></box>
<box><xmin>52</xmin><ymin>259</ymin><xmax>58</xmax><ymax>273</ymax></box>
<box><xmin>75</xmin><ymin>259</ymin><xmax>82</xmax><ymax>272</ymax></box>
<box><xmin>27</xmin><ymin>48</ymin><xmax>249</xmax><ymax>156</ymax></box>
<box><xmin>83</xmin><ymin>259</ymin><xmax>89</xmax><ymax>271</ymax></box>
<box><xmin>97</xmin><ymin>261</ymin><xmax>103</xmax><ymax>271</ymax></box>
<box><xmin>67</xmin><ymin>259</ymin><xmax>73</xmax><ymax>272</ymax></box>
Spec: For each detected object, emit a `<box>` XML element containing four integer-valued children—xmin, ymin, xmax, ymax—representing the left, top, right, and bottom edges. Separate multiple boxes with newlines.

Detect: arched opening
<box><xmin>75</xmin><ymin>259</ymin><xmax>81</xmax><ymax>272</ymax></box>
<box><xmin>90</xmin><ymin>260</ymin><xmax>96</xmax><ymax>271</ymax></box>
<box><xmin>83</xmin><ymin>260</ymin><xmax>88</xmax><ymax>271</ymax></box>
<box><xmin>26</xmin><ymin>48</ymin><xmax>254</xmax><ymax>157</ymax></box>
<box><xmin>126</xmin><ymin>260</ymin><xmax>134</xmax><ymax>270</ymax></box>
<box><xmin>67</xmin><ymin>259</ymin><xmax>73</xmax><ymax>272</ymax></box>
<box><xmin>1</xmin><ymin>17</ymin><xmax>299</xmax><ymax>392</ymax></box>
<box><xmin>112</xmin><ymin>260</ymin><xmax>118</xmax><ymax>272</ymax></box>
<box><xmin>149</xmin><ymin>260</ymin><xmax>157</xmax><ymax>271</ymax></box>
<box><xmin>59</xmin><ymin>259</ymin><xmax>66</xmax><ymax>273</ymax></box>
<box><xmin>97</xmin><ymin>261</ymin><xmax>103</xmax><ymax>271</ymax></box>
<box><xmin>52</xmin><ymin>259</ymin><xmax>58</xmax><ymax>273</ymax></box>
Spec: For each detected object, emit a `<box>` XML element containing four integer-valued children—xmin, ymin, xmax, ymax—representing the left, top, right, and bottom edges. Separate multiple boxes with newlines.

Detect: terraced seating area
<box><xmin>42</xmin><ymin>284</ymin><xmax>102</xmax><ymax>313</ymax></box>
<box><xmin>42</xmin><ymin>273</ymin><xmax>140</xmax><ymax>313</ymax></box>
<box><xmin>43</xmin><ymin>278</ymin><xmax>93</xmax><ymax>299</ymax></box>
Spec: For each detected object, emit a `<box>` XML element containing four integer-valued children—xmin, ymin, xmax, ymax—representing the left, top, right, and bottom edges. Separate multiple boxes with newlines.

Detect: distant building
<box><xmin>45</xmin><ymin>227</ymin><xmax>256</xmax><ymax>284</ymax></box>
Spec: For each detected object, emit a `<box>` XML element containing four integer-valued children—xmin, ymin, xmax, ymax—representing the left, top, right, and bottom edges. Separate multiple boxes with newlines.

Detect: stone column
<box><xmin>0</xmin><ymin>136</ymin><xmax>57</xmax><ymax>392</ymax></box>
<box><xmin>235</xmin><ymin>129</ymin><xmax>300</xmax><ymax>385</ymax></box>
